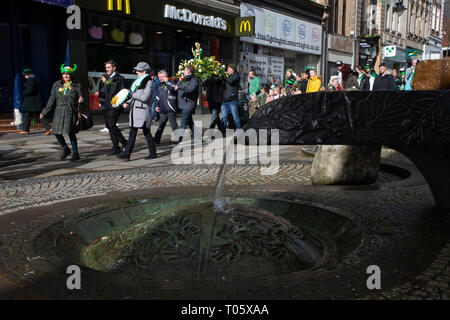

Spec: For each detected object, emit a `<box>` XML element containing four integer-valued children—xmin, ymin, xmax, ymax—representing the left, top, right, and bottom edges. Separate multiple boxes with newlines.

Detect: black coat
<box><xmin>176</xmin><ymin>76</ymin><xmax>199</xmax><ymax>110</ymax></box>
<box><xmin>222</xmin><ymin>73</ymin><xmax>240</xmax><ymax>102</ymax></box>
<box><xmin>203</xmin><ymin>77</ymin><xmax>223</xmax><ymax>105</ymax></box>
<box><xmin>99</xmin><ymin>72</ymin><xmax>126</xmax><ymax>110</ymax></box>
<box><xmin>156</xmin><ymin>80</ymin><xmax>177</xmax><ymax>114</ymax></box>
<box><xmin>22</xmin><ymin>76</ymin><xmax>44</xmax><ymax>113</ymax></box>
<box><xmin>373</xmin><ymin>73</ymin><xmax>396</xmax><ymax>91</ymax></box>
<box><xmin>299</xmin><ymin>79</ymin><xmax>308</xmax><ymax>93</ymax></box>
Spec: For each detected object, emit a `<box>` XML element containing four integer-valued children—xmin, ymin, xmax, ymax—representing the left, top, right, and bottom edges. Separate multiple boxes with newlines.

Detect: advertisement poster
<box><xmin>240</xmin><ymin>3</ymin><xmax>322</xmax><ymax>56</ymax></box>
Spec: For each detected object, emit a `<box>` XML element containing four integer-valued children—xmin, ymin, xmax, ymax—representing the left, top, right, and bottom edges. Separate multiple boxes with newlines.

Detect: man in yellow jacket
<box><xmin>306</xmin><ymin>68</ymin><xmax>322</xmax><ymax>93</ymax></box>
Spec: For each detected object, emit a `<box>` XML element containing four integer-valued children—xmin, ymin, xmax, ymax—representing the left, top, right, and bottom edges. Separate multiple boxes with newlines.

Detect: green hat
<box><xmin>364</xmin><ymin>64</ymin><xmax>373</xmax><ymax>70</ymax></box>
<box><xmin>304</xmin><ymin>66</ymin><xmax>310</xmax><ymax>71</ymax></box>
<box><xmin>22</xmin><ymin>68</ymin><xmax>32</xmax><ymax>76</ymax></box>
<box><xmin>60</xmin><ymin>64</ymin><xmax>77</xmax><ymax>74</ymax></box>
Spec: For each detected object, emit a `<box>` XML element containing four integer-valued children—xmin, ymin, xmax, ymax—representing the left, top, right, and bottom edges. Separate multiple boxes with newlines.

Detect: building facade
<box><xmin>238</xmin><ymin>0</ymin><xmax>325</xmax><ymax>87</ymax></box>
<box><xmin>423</xmin><ymin>0</ymin><xmax>445</xmax><ymax>60</ymax></box>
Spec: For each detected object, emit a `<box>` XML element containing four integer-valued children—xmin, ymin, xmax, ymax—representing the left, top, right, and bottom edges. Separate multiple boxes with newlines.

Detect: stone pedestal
<box><xmin>311</xmin><ymin>145</ymin><xmax>382</xmax><ymax>185</ymax></box>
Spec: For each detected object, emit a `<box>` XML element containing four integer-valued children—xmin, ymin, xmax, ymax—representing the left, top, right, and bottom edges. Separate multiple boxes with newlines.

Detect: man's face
<box><xmin>249</xmin><ymin>72</ymin><xmax>254</xmax><ymax>79</ymax></box>
<box><xmin>227</xmin><ymin>67</ymin><xmax>235</xmax><ymax>74</ymax></box>
<box><xmin>24</xmin><ymin>75</ymin><xmax>30</xmax><ymax>79</ymax></box>
<box><xmin>365</xmin><ymin>68</ymin><xmax>371</xmax><ymax>74</ymax></box>
<box><xmin>105</xmin><ymin>64</ymin><xmax>116</xmax><ymax>76</ymax></box>
<box><xmin>158</xmin><ymin>74</ymin><xmax>167</xmax><ymax>82</ymax></box>
<box><xmin>184</xmin><ymin>67</ymin><xmax>192</xmax><ymax>76</ymax></box>
<box><xmin>337</xmin><ymin>65</ymin><xmax>343</xmax><ymax>71</ymax></box>
<box><xmin>136</xmin><ymin>70</ymin><xmax>146</xmax><ymax>77</ymax></box>
<box><xmin>379</xmin><ymin>66</ymin><xmax>386</xmax><ymax>74</ymax></box>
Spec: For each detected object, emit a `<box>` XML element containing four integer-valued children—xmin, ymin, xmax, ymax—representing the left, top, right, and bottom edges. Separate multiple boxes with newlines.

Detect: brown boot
<box><xmin>18</xmin><ymin>131</ymin><xmax>29</xmax><ymax>135</ymax></box>
<box><xmin>44</xmin><ymin>129</ymin><xmax>53</xmax><ymax>136</ymax></box>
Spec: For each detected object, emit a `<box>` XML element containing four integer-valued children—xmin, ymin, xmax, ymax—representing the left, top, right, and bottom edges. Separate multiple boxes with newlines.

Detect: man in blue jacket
<box><xmin>154</xmin><ymin>70</ymin><xmax>179</xmax><ymax>144</ymax></box>
<box><xmin>175</xmin><ymin>65</ymin><xmax>200</xmax><ymax>142</ymax></box>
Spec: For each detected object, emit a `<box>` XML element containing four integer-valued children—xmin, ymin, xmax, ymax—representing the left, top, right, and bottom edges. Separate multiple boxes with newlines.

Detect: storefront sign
<box><xmin>236</xmin><ymin>16</ymin><xmax>255</xmax><ymax>37</ymax></box>
<box><xmin>383</xmin><ymin>45</ymin><xmax>396</xmax><ymax>58</ymax></box>
<box><xmin>242</xmin><ymin>53</ymin><xmax>284</xmax><ymax>85</ymax></box>
<box><xmin>107</xmin><ymin>0</ymin><xmax>131</xmax><ymax>15</ymax></box>
<box><xmin>163</xmin><ymin>4</ymin><xmax>228</xmax><ymax>30</ymax></box>
<box><xmin>240</xmin><ymin>3</ymin><xmax>322</xmax><ymax>55</ymax></box>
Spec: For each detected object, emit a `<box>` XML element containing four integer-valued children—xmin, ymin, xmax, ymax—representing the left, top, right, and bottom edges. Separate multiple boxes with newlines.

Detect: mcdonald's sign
<box><xmin>235</xmin><ymin>16</ymin><xmax>255</xmax><ymax>36</ymax></box>
<box><xmin>107</xmin><ymin>0</ymin><xmax>131</xmax><ymax>15</ymax></box>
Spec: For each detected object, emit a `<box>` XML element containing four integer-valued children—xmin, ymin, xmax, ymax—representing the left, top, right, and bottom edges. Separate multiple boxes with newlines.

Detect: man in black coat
<box><xmin>19</xmin><ymin>69</ymin><xmax>52</xmax><ymax>135</ymax></box>
<box><xmin>221</xmin><ymin>63</ymin><xmax>241</xmax><ymax>130</ymax></box>
<box><xmin>99</xmin><ymin>60</ymin><xmax>128</xmax><ymax>155</ymax></box>
<box><xmin>175</xmin><ymin>65</ymin><xmax>201</xmax><ymax>141</ymax></box>
<box><xmin>373</xmin><ymin>63</ymin><xmax>396</xmax><ymax>91</ymax></box>
<box><xmin>203</xmin><ymin>75</ymin><xmax>225</xmax><ymax>133</ymax></box>
<box><xmin>154</xmin><ymin>70</ymin><xmax>179</xmax><ymax>144</ymax></box>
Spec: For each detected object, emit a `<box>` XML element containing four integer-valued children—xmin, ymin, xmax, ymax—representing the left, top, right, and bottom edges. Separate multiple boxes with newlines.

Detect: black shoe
<box><xmin>70</xmin><ymin>152</ymin><xmax>80</xmax><ymax>161</ymax></box>
<box><xmin>122</xmin><ymin>140</ymin><xmax>128</xmax><ymax>150</ymax></box>
<box><xmin>144</xmin><ymin>154</ymin><xmax>158</xmax><ymax>160</ymax></box>
<box><xmin>117</xmin><ymin>152</ymin><xmax>130</xmax><ymax>161</ymax></box>
<box><xmin>60</xmin><ymin>148</ymin><xmax>71</xmax><ymax>160</ymax></box>
<box><xmin>107</xmin><ymin>149</ymin><xmax>121</xmax><ymax>156</ymax></box>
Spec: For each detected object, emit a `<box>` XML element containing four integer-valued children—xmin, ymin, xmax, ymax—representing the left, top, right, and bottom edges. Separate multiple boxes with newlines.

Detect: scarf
<box><xmin>131</xmin><ymin>74</ymin><xmax>149</xmax><ymax>93</ymax></box>
<box><xmin>63</xmin><ymin>81</ymin><xmax>72</xmax><ymax>95</ymax></box>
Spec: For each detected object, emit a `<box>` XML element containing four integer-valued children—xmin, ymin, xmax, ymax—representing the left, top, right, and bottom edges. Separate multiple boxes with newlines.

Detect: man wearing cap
<box><xmin>336</xmin><ymin>61</ymin><xmax>344</xmax><ymax>86</ymax></box>
<box><xmin>119</xmin><ymin>62</ymin><xmax>157</xmax><ymax>160</ymax></box>
<box><xmin>99</xmin><ymin>60</ymin><xmax>127</xmax><ymax>156</ymax></box>
<box><xmin>19</xmin><ymin>69</ymin><xmax>52</xmax><ymax>135</ymax></box>
<box><xmin>360</xmin><ymin>65</ymin><xmax>376</xmax><ymax>91</ymax></box>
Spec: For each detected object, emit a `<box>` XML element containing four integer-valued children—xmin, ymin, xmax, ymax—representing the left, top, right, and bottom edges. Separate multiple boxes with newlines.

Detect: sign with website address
<box><xmin>240</xmin><ymin>3</ymin><xmax>322</xmax><ymax>55</ymax></box>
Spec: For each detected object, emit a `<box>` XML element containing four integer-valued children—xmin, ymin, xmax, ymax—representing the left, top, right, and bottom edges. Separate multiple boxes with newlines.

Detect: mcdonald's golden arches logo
<box><xmin>235</xmin><ymin>16</ymin><xmax>255</xmax><ymax>36</ymax></box>
<box><xmin>107</xmin><ymin>0</ymin><xmax>131</xmax><ymax>15</ymax></box>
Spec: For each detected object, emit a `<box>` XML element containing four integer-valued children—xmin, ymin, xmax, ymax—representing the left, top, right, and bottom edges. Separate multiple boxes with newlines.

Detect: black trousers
<box><xmin>154</xmin><ymin>112</ymin><xmax>179</xmax><ymax>143</ymax></box>
<box><xmin>124</xmin><ymin>124</ymin><xmax>157</xmax><ymax>157</ymax></box>
<box><xmin>103</xmin><ymin>108</ymin><xmax>126</xmax><ymax>151</ymax></box>
<box><xmin>23</xmin><ymin>112</ymin><xmax>51</xmax><ymax>132</ymax></box>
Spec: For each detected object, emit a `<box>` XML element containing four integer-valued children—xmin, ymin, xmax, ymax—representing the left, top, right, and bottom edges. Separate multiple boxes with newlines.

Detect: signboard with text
<box><xmin>240</xmin><ymin>3</ymin><xmax>322</xmax><ymax>55</ymax></box>
<box><xmin>236</xmin><ymin>16</ymin><xmax>255</xmax><ymax>37</ymax></box>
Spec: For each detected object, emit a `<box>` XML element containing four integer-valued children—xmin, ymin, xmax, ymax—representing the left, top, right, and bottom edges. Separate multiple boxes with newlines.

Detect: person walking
<box><xmin>175</xmin><ymin>65</ymin><xmax>201</xmax><ymax>141</ymax></box>
<box><xmin>373</xmin><ymin>63</ymin><xmax>396</xmax><ymax>91</ymax></box>
<box><xmin>221</xmin><ymin>63</ymin><xmax>241</xmax><ymax>131</ymax></box>
<box><xmin>203</xmin><ymin>75</ymin><xmax>225</xmax><ymax>133</ymax></box>
<box><xmin>99</xmin><ymin>60</ymin><xmax>128</xmax><ymax>156</ymax></box>
<box><xmin>154</xmin><ymin>70</ymin><xmax>179</xmax><ymax>144</ymax></box>
<box><xmin>306</xmin><ymin>68</ymin><xmax>321</xmax><ymax>93</ymax></box>
<box><xmin>150</xmin><ymin>71</ymin><xmax>161</xmax><ymax>122</ymax></box>
<box><xmin>19</xmin><ymin>68</ymin><xmax>52</xmax><ymax>135</ymax></box>
<box><xmin>118</xmin><ymin>62</ymin><xmax>157</xmax><ymax>161</ymax></box>
<box><xmin>40</xmin><ymin>64</ymin><xmax>83</xmax><ymax>161</ymax></box>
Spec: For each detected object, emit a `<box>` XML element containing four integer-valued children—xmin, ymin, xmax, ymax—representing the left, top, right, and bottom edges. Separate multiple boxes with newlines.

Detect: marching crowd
<box><xmin>15</xmin><ymin>57</ymin><xmax>419</xmax><ymax>162</ymax></box>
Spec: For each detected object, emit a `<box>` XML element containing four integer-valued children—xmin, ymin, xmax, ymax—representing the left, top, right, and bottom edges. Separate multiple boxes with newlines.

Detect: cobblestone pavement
<box><xmin>0</xmin><ymin>114</ymin><xmax>448</xmax><ymax>299</ymax></box>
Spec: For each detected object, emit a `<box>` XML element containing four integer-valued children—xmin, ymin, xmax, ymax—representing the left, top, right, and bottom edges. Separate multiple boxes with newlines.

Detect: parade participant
<box><xmin>154</xmin><ymin>70</ymin><xmax>179</xmax><ymax>144</ymax></box>
<box><xmin>203</xmin><ymin>75</ymin><xmax>225</xmax><ymax>133</ymax></box>
<box><xmin>98</xmin><ymin>60</ymin><xmax>127</xmax><ymax>156</ymax></box>
<box><xmin>373</xmin><ymin>63</ymin><xmax>396</xmax><ymax>91</ymax></box>
<box><xmin>118</xmin><ymin>62</ymin><xmax>157</xmax><ymax>160</ymax></box>
<box><xmin>176</xmin><ymin>65</ymin><xmax>201</xmax><ymax>140</ymax></box>
<box><xmin>40</xmin><ymin>64</ymin><xmax>83</xmax><ymax>161</ymax></box>
<box><xmin>306</xmin><ymin>68</ymin><xmax>321</xmax><ymax>93</ymax></box>
<box><xmin>221</xmin><ymin>63</ymin><xmax>241</xmax><ymax>131</ymax></box>
<box><xmin>19</xmin><ymin>68</ymin><xmax>52</xmax><ymax>135</ymax></box>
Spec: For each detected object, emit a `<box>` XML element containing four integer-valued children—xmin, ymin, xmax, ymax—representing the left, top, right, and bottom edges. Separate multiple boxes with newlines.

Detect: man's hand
<box><xmin>123</xmin><ymin>103</ymin><xmax>129</xmax><ymax>109</ymax></box>
<box><xmin>39</xmin><ymin>113</ymin><xmax>44</xmax><ymax>119</ymax></box>
<box><xmin>78</xmin><ymin>96</ymin><xmax>84</xmax><ymax>104</ymax></box>
<box><xmin>155</xmin><ymin>107</ymin><xmax>160</xmax><ymax>113</ymax></box>
<box><xmin>95</xmin><ymin>91</ymin><xmax>99</xmax><ymax>96</ymax></box>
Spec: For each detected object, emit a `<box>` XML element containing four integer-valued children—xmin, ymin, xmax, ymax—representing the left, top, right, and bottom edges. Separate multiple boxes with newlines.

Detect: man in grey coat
<box><xmin>118</xmin><ymin>62</ymin><xmax>157</xmax><ymax>161</ymax></box>
<box><xmin>175</xmin><ymin>65</ymin><xmax>201</xmax><ymax>142</ymax></box>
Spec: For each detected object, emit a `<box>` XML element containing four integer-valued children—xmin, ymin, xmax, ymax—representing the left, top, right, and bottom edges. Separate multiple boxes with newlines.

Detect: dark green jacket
<box><xmin>22</xmin><ymin>76</ymin><xmax>44</xmax><ymax>113</ymax></box>
<box><xmin>42</xmin><ymin>81</ymin><xmax>82</xmax><ymax>136</ymax></box>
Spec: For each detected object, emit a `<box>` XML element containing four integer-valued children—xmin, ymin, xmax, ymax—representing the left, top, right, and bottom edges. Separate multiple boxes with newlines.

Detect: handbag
<box><xmin>78</xmin><ymin>112</ymin><xmax>93</xmax><ymax>131</ymax></box>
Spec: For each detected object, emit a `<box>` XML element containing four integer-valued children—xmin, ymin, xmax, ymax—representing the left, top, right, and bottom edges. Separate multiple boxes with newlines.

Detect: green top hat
<box><xmin>60</xmin><ymin>64</ymin><xmax>77</xmax><ymax>74</ymax></box>
<box><xmin>22</xmin><ymin>68</ymin><xmax>32</xmax><ymax>76</ymax></box>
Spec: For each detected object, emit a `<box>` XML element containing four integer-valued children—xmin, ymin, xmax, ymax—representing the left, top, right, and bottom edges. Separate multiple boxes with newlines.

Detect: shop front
<box><xmin>73</xmin><ymin>0</ymin><xmax>239</xmax><ymax>111</ymax></box>
<box><xmin>238</xmin><ymin>2</ymin><xmax>323</xmax><ymax>88</ymax></box>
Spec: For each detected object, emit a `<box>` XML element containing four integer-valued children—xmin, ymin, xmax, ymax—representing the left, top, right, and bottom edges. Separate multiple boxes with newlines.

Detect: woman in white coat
<box><xmin>118</xmin><ymin>62</ymin><xmax>157</xmax><ymax>161</ymax></box>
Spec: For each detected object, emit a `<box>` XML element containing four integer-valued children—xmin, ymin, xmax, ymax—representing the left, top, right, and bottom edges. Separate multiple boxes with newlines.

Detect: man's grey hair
<box><xmin>158</xmin><ymin>70</ymin><xmax>168</xmax><ymax>76</ymax></box>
